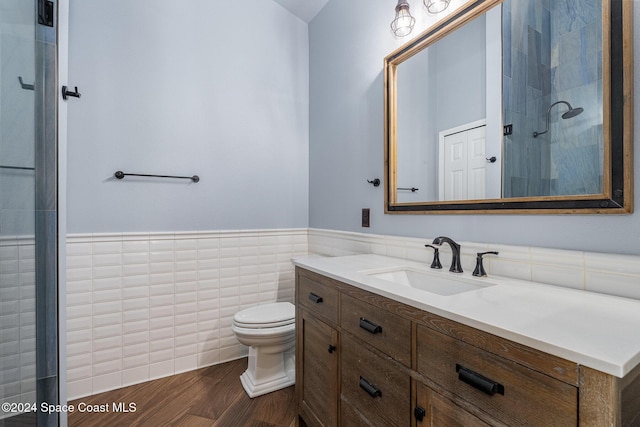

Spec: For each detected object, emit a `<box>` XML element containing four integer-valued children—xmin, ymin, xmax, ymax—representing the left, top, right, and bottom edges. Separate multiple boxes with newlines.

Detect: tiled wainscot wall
<box><xmin>308</xmin><ymin>229</ymin><xmax>640</xmax><ymax>300</ymax></box>
<box><xmin>65</xmin><ymin>229</ymin><xmax>308</xmax><ymax>400</ymax></box>
<box><xmin>66</xmin><ymin>227</ymin><xmax>640</xmax><ymax>400</ymax></box>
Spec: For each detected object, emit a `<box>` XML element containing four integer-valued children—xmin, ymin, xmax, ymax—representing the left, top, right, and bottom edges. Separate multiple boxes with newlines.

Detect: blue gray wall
<box><xmin>67</xmin><ymin>0</ymin><xmax>309</xmax><ymax>233</ymax></box>
<box><xmin>309</xmin><ymin>0</ymin><xmax>640</xmax><ymax>255</ymax></box>
<box><xmin>396</xmin><ymin>14</ymin><xmax>488</xmax><ymax>202</ymax></box>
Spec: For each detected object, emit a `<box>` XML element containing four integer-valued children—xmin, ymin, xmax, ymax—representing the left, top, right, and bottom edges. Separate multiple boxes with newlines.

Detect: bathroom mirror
<box><xmin>384</xmin><ymin>0</ymin><xmax>633</xmax><ymax>214</ymax></box>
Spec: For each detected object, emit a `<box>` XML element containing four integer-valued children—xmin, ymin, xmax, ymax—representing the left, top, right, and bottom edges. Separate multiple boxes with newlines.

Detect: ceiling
<box><xmin>271</xmin><ymin>0</ymin><xmax>329</xmax><ymax>23</ymax></box>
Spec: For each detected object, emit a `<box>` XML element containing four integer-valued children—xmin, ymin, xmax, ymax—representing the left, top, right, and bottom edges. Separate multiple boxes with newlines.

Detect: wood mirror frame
<box><xmin>384</xmin><ymin>0</ymin><xmax>633</xmax><ymax>214</ymax></box>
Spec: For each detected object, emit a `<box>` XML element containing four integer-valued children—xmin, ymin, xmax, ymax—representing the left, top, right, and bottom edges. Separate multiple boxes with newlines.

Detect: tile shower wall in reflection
<box><xmin>502</xmin><ymin>0</ymin><xmax>603</xmax><ymax>197</ymax></box>
<box><xmin>65</xmin><ymin>229</ymin><xmax>307</xmax><ymax>400</ymax></box>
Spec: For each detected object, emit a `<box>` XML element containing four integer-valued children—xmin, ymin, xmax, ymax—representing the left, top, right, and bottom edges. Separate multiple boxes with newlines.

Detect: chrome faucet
<box><xmin>432</xmin><ymin>236</ymin><xmax>463</xmax><ymax>273</ymax></box>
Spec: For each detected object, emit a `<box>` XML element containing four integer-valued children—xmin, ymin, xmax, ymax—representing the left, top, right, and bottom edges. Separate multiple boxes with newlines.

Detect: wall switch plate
<box><xmin>362</xmin><ymin>208</ymin><xmax>370</xmax><ymax>228</ymax></box>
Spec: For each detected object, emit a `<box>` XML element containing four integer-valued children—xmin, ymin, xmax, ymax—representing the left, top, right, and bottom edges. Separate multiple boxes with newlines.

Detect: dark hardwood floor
<box><xmin>68</xmin><ymin>358</ymin><xmax>296</xmax><ymax>427</ymax></box>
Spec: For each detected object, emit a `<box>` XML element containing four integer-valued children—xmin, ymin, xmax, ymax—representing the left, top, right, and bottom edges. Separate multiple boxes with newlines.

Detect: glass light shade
<box><xmin>391</xmin><ymin>0</ymin><xmax>416</xmax><ymax>37</ymax></box>
<box><xmin>424</xmin><ymin>0</ymin><xmax>451</xmax><ymax>14</ymax></box>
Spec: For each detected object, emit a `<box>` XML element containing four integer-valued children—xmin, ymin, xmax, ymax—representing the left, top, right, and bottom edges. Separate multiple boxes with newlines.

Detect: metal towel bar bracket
<box><xmin>18</xmin><ymin>77</ymin><xmax>35</xmax><ymax>91</ymax></box>
<box><xmin>114</xmin><ymin>171</ymin><xmax>200</xmax><ymax>183</ymax></box>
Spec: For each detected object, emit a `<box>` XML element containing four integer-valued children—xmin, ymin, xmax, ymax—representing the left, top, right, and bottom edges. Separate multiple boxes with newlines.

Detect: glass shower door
<box><xmin>1</xmin><ymin>0</ymin><xmax>58</xmax><ymax>425</ymax></box>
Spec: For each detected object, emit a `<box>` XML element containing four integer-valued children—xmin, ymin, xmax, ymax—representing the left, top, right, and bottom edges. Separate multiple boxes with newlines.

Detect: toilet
<box><xmin>231</xmin><ymin>302</ymin><xmax>296</xmax><ymax>398</ymax></box>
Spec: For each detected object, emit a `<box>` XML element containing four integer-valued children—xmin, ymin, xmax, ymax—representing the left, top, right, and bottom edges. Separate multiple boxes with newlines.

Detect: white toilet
<box><xmin>231</xmin><ymin>302</ymin><xmax>296</xmax><ymax>398</ymax></box>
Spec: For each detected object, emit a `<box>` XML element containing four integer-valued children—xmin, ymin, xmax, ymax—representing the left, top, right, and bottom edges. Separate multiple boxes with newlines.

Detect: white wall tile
<box><xmin>123</xmin><ymin>332</ymin><xmax>149</xmax><ymax>348</ymax></box>
<box><xmin>308</xmin><ymin>228</ymin><xmax>640</xmax><ymax>301</ymax></box>
<box><xmin>92</xmin><ymin>372</ymin><xmax>121</xmax><ymax>394</ymax></box>
<box><xmin>67</xmin><ymin>379</ymin><xmax>92</xmax><ymax>401</ymax></box>
<box><xmin>123</xmin><ymin>343</ymin><xmax>149</xmax><ymax>359</ymax></box>
<box><xmin>149</xmin><ymin>360</ymin><xmax>174</xmax><ymax>380</ymax></box>
<box><xmin>93</xmin><ymin>348</ymin><xmax>122</xmax><ymax>365</ymax></box>
<box><xmin>93</xmin><ymin>359</ymin><xmax>122</xmax><ymax>377</ymax></box>
<box><xmin>122</xmin><ymin>252</ymin><xmax>148</xmax><ymax>265</ymax></box>
<box><xmin>586</xmin><ymin>272</ymin><xmax>640</xmax><ymax>299</ymax></box>
<box><xmin>175</xmin><ymin>356</ymin><xmax>197</xmax><ymax>374</ymax></box>
<box><xmin>67</xmin><ymin>365</ymin><xmax>92</xmax><ymax>383</ymax></box>
<box><xmin>93</xmin><ymin>325</ymin><xmax>123</xmax><ymax>341</ymax></box>
<box><xmin>123</xmin><ymin>354</ymin><xmax>149</xmax><ymax>370</ymax></box>
<box><xmin>121</xmin><ymin>367</ymin><xmax>149</xmax><ymax>388</ymax></box>
<box><xmin>92</xmin><ymin>241</ymin><xmax>122</xmax><ymax>255</ymax></box>
<box><xmin>65</xmin><ymin>229</ymin><xmax>307</xmax><ymax>398</ymax></box>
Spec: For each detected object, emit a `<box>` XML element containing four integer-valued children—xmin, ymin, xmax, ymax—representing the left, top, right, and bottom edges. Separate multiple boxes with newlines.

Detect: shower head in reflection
<box><xmin>533</xmin><ymin>101</ymin><xmax>584</xmax><ymax>138</ymax></box>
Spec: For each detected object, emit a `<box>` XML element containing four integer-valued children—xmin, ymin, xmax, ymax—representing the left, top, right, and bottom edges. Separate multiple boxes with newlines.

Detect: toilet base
<box><xmin>239</xmin><ymin>348</ymin><xmax>295</xmax><ymax>398</ymax></box>
<box><xmin>239</xmin><ymin>368</ymin><xmax>295</xmax><ymax>398</ymax></box>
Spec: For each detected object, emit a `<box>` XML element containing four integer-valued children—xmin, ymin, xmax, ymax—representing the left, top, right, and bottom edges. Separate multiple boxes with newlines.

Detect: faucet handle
<box><xmin>472</xmin><ymin>251</ymin><xmax>499</xmax><ymax>277</ymax></box>
<box><xmin>424</xmin><ymin>245</ymin><xmax>442</xmax><ymax>269</ymax></box>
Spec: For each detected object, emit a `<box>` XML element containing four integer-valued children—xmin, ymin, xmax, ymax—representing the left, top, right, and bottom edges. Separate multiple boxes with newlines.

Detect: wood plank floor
<box><xmin>68</xmin><ymin>358</ymin><xmax>296</xmax><ymax>427</ymax></box>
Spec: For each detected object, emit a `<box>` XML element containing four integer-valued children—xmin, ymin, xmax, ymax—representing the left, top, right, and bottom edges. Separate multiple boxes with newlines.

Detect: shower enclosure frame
<box><xmin>1</xmin><ymin>0</ymin><xmax>61</xmax><ymax>425</ymax></box>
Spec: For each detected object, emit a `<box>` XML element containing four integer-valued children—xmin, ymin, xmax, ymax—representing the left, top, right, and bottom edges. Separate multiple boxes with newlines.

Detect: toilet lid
<box><xmin>233</xmin><ymin>302</ymin><xmax>295</xmax><ymax>328</ymax></box>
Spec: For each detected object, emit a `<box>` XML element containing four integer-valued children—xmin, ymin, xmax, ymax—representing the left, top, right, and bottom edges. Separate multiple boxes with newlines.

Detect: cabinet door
<box><xmin>341</xmin><ymin>334</ymin><xmax>410</xmax><ymax>427</ymax></box>
<box><xmin>298</xmin><ymin>310</ymin><xmax>339</xmax><ymax>427</ymax></box>
<box><xmin>415</xmin><ymin>382</ymin><xmax>494</xmax><ymax>427</ymax></box>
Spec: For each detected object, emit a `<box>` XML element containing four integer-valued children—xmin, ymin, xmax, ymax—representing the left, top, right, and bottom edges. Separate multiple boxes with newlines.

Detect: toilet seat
<box><xmin>233</xmin><ymin>302</ymin><xmax>295</xmax><ymax>329</ymax></box>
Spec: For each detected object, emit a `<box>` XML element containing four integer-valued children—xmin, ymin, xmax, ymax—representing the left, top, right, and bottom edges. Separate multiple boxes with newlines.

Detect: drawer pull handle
<box><xmin>359</xmin><ymin>318</ymin><xmax>383</xmax><ymax>334</ymax></box>
<box><xmin>308</xmin><ymin>293</ymin><xmax>323</xmax><ymax>304</ymax></box>
<box><xmin>359</xmin><ymin>376</ymin><xmax>382</xmax><ymax>398</ymax></box>
<box><xmin>456</xmin><ymin>364</ymin><xmax>504</xmax><ymax>396</ymax></box>
<box><xmin>327</xmin><ymin>345</ymin><xmax>336</xmax><ymax>354</ymax></box>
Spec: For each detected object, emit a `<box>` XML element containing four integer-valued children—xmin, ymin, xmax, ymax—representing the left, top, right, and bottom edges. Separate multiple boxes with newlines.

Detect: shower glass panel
<box><xmin>502</xmin><ymin>0</ymin><xmax>603</xmax><ymax>198</ymax></box>
<box><xmin>1</xmin><ymin>0</ymin><xmax>58</xmax><ymax>425</ymax></box>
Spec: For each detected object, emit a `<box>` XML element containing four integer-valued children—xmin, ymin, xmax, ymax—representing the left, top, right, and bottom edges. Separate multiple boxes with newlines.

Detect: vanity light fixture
<box><xmin>424</xmin><ymin>0</ymin><xmax>451</xmax><ymax>14</ymax></box>
<box><xmin>391</xmin><ymin>0</ymin><xmax>416</xmax><ymax>37</ymax></box>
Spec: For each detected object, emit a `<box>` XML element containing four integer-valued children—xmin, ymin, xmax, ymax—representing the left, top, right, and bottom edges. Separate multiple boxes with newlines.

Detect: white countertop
<box><xmin>292</xmin><ymin>254</ymin><xmax>640</xmax><ymax>378</ymax></box>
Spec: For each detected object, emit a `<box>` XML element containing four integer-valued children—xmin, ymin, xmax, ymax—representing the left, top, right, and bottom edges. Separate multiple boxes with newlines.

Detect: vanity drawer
<box><xmin>297</xmin><ymin>268</ymin><xmax>339</xmax><ymax>324</ymax></box>
<box><xmin>415</xmin><ymin>382</ymin><xmax>494</xmax><ymax>427</ymax></box>
<box><xmin>340</xmin><ymin>293</ymin><xmax>411</xmax><ymax>367</ymax></box>
<box><xmin>416</xmin><ymin>325</ymin><xmax>578</xmax><ymax>426</ymax></box>
<box><xmin>341</xmin><ymin>333</ymin><xmax>410</xmax><ymax>427</ymax></box>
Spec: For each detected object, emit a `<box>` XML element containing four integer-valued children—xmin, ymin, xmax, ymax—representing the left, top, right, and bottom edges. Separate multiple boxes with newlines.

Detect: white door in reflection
<box><xmin>439</xmin><ymin>123</ymin><xmax>487</xmax><ymax>201</ymax></box>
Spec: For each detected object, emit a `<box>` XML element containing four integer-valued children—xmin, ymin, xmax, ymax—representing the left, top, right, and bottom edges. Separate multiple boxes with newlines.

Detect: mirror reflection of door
<box><xmin>439</xmin><ymin>122</ymin><xmax>487</xmax><ymax>201</ymax></box>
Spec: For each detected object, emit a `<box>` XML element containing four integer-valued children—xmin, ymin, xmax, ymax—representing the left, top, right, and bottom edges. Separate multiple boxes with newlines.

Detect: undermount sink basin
<box><xmin>364</xmin><ymin>267</ymin><xmax>495</xmax><ymax>296</ymax></box>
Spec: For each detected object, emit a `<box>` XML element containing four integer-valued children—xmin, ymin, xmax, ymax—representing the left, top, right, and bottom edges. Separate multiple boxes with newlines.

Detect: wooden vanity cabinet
<box><xmin>296</xmin><ymin>269</ymin><xmax>340</xmax><ymax>427</ymax></box>
<box><xmin>295</xmin><ymin>267</ymin><xmax>640</xmax><ymax>427</ymax></box>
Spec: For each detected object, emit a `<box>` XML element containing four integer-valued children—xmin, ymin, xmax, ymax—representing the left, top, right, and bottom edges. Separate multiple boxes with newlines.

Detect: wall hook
<box><xmin>367</xmin><ymin>178</ymin><xmax>381</xmax><ymax>187</ymax></box>
<box><xmin>62</xmin><ymin>85</ymin><xmax>81</xmax><ymax>100</ymax></box>
<box><xmin>18</xmin><ymin>76</ymin><xmax>35</xmax><ymax>91</ymax></box>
